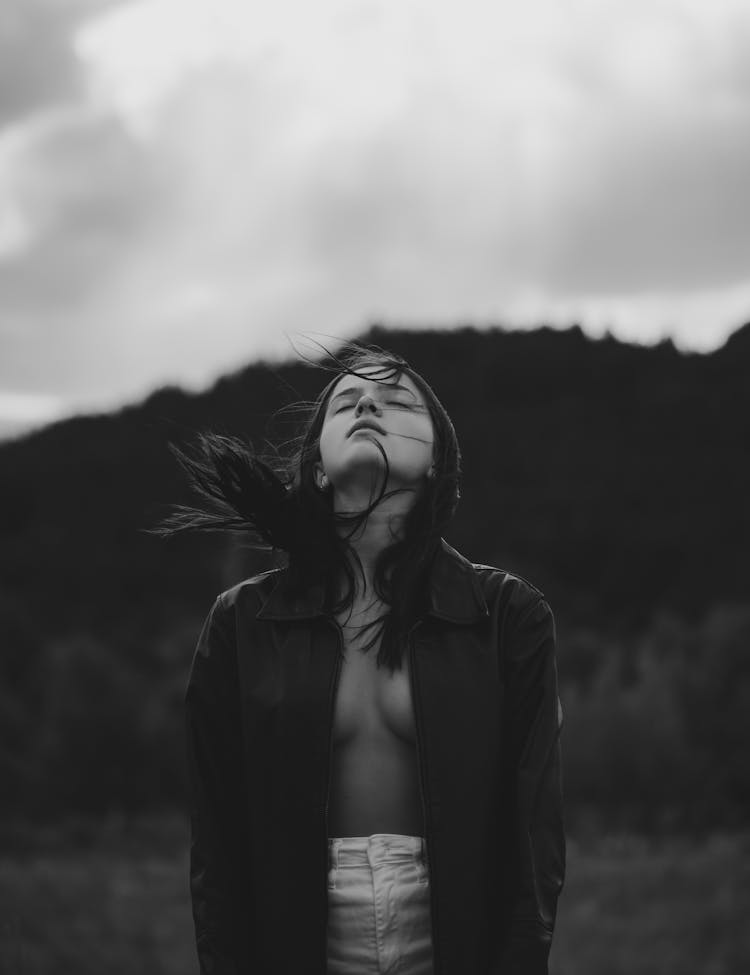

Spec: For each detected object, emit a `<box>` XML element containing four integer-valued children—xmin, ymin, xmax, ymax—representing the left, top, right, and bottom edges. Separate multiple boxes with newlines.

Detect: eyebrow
<box><xmin>329</xmin><ymin>382</ymin><xmax>418</xmax><ymax>405</ymax></box>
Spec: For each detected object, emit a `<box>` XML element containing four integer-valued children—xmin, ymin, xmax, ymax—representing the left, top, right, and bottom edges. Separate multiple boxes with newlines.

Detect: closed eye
<box><xmin>388</xmin><ymin>400</ymin><xmax>426</xmax><ymax>412</ymax></box>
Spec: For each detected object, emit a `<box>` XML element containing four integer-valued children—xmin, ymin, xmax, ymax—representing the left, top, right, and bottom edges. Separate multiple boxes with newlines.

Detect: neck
<box><xmin>332</xmin><ymin>484</ymin><xmax>417</xmax><ymax>599</ymax></box>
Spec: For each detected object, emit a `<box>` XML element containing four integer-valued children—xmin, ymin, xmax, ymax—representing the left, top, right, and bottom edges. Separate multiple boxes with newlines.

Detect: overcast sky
<box><xmin>2</xmin><ymin>0</ymin><xmax>750</xmax><ymax>439</ymax></box>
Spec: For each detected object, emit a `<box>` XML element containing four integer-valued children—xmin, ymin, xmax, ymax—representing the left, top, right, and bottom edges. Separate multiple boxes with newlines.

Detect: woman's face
<box><xmin>316</xmin><ymin>367</ymin><xmax>435</xmax><ymax>496</ymax></box>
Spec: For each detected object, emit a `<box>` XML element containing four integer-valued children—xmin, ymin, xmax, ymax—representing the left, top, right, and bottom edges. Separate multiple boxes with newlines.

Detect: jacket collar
<box><xmin>256</xmin><ymin>538</ymin><xmax>488</xmax><ymax>625</ymax></box>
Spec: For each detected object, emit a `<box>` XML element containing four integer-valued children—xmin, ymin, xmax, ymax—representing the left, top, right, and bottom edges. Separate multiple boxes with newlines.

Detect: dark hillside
<box><xmin>1</xmin><ymin>322</ymin><xmax>748</xmax><ymax>823</ymax></box>
<box><xmin>1</xmin><ymin>323</ymin><xmax>747</xmax><ymax>638</ymax></box>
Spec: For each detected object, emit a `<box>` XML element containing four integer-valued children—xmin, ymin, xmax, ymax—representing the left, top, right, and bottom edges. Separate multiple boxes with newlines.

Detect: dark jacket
<box><xmin>186</xmin><ymin>539</ymin><xmax>565</xmax><ymax>974</ymax></box>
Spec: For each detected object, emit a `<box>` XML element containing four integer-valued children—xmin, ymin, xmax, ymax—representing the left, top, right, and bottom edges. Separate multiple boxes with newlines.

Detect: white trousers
<box><xmin>326</xmin><ymin>833</ymin><xmax>435</xmax><ymax>975</ymax></box>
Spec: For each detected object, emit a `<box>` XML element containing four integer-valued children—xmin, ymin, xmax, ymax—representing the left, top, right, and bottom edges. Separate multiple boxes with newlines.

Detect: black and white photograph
<box><xmin>0</xmin><ymin>1</ymin><xmax>748</xmax><ymax>973</ymax></box>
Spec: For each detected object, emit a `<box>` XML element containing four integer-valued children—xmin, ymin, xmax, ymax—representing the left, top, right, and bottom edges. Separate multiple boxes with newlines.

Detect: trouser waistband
<box><xmin>328</xmin><ymin>833</ymin><xmax>427</xmax><ymax>870</ymax></box>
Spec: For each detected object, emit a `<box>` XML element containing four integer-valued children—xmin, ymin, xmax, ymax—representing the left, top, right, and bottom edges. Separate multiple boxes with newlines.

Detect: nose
<box><xmin>355</xmin><ymin>393</ymin><xmax>381</xmax><ymax>416</ymax></box>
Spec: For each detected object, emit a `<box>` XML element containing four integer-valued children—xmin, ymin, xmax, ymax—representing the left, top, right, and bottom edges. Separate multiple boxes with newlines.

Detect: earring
<box><xmin>319</xmin><ymin>474</ymin><xmax>329</xmax><ymax>490</ymax></box>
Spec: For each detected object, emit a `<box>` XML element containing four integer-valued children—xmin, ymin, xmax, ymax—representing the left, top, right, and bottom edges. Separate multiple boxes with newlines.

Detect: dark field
<box><xmin>1</xmin><ymin>817</ymin><xmax>747</xmax><ymax>975</ymax></box>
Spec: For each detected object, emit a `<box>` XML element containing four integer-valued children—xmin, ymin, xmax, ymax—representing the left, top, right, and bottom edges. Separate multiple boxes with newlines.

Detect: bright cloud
<box><xmin>1</xmin><ymin>0</ymin><xmax>750</xmax><ymax>436</ymax></box>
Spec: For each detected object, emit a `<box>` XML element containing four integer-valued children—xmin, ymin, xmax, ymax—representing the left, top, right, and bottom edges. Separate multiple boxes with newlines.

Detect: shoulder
<box><xmin>468</xmin><ymin>559</ymin><xmax>551</xmax><ymax>625</ymax></box>
<box><xmin>196</xmin><ymin>568</ymin><xmax>287</xmax><ymax>643</ymax></box>
<box><xmin>192</xmin><ymin>568</ymin><xmax>286</xmax><ymax>675</ymax></box>
<box><xmin>470</xmin><ymin>562</ymin><xmax>547</xmax><ymax>611</ymax></box>
<box><xmin>464</xmin><ymin>563</ymin><xmax>557</xmax><ymax>671</ymax></box>
<box><xmin>470</xmin><ymin>560</ymin><xmax>545</xmax><ymax>600</ymax></box>
<box><xmin>215</xmin><ymin>567</ymin><xmax>286</xmax><ymax>613</ymax></box>
<box><xmin>437</xmin><ymin>539</ymin><xmax>550</xmax><ymax>625</ymax></box>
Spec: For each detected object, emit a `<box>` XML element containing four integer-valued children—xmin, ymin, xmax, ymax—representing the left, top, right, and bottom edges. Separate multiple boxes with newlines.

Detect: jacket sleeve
<box><xmin>493</xmin><ymin>595</ymin><xmax>565</xmax><ymax>975</ymax></box>
<box><xmin>186</xmin><ymin>594</ymin><xmax>252</xmax><ymax>975</ymax></box>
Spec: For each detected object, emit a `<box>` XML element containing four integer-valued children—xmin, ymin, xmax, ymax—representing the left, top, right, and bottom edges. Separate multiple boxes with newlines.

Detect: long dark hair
<box><xmin>153</xmin><ymin>343</ymin><xmax>462</xmax><ymax>671</ymax></box>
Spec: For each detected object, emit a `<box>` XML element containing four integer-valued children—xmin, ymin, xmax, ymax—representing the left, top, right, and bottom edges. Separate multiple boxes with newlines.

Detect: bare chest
<box><xmin>331</xmin><ymin>626</ymin><xmax>417</xmax><ymax>746</ymax></box>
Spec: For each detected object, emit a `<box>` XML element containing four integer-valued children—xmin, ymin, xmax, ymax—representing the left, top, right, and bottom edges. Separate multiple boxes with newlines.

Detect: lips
<box><xmin>348</xmin><ymin>418</ymin><xmax>386</xmax><ymax>437</ymax></box>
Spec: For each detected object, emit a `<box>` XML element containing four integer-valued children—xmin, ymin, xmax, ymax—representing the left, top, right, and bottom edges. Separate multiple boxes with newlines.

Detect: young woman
<box><xmin>164</xmin><ymin>345</ymin><xmax>565</xmax><ymax>975</ymax></box>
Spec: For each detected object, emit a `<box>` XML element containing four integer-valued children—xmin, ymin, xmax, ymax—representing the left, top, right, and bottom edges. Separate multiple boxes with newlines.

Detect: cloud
<box><xmin>0</xmin><ymin>109</ymin><xmax>182</xmax><ymax>405</ymax></box>
<box><xmin>3</xmin><ymin>0</ymin><xmax>750</xmax><ymax>437</ymax></box>
<box><xmin>517</xmin><ymin>5</ymin><xmax>750</xmax><ymax>296</ymax></box>
<box><xmin>0</xmin><ymin>0</ymin><xmax>125</xmax><ymax>127</ymax></box>
<box><xmin>0</xmin><ymin>109</ymin><xmax>169</xmax><ymax>298</ymax></box>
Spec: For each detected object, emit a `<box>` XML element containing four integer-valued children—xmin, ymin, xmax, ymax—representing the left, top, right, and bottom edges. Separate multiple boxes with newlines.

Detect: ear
<box><xmin>313</xmin><ymin>459</ymin><xmax>327</xmax><ymax>490</ymax></box>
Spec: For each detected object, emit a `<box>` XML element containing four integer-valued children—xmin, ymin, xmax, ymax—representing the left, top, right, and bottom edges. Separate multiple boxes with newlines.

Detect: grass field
<box><xmin>0</xmin><ymin>816</ymin><xmax>747</xmax><ymax>974</ymax></box>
